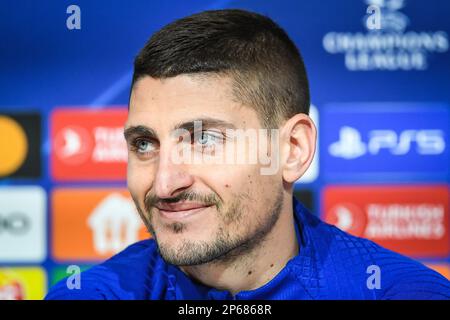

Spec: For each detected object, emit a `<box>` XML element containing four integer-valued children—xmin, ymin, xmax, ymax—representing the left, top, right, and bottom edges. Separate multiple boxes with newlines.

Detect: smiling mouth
<box><xmin>156</xmin><ymin>203</ymin><xmax>213</xmax><ymax>220</ymax></box>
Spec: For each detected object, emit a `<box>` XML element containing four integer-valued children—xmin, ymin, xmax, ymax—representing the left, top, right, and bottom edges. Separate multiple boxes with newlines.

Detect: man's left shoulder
<box><xmin>330</xmin><ymin>225</ymin><xmax>449</xmax><ymax>299</ymax></box>
<box><xmin>307</xmin><ymin>213</ymin><xmax>450</xmax><ymax>299</ymax></box>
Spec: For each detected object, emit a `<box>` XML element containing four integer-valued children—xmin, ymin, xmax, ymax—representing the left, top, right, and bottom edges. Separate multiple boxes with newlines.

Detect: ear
<box><xmin>280</xmin><ymin>113</ymin><xmax>317</xmax><ymax>184</ymax></box>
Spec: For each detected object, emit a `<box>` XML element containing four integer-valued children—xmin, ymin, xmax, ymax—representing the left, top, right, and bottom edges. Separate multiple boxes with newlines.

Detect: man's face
<box><xmin>126</xmin><ymin>74</ymin><xmax>283</xmax><ymax>266</ymax></box>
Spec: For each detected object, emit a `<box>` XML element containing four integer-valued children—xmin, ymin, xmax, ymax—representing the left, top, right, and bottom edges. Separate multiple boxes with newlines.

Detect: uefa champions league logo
<box><xmin>322</xmin><ymin>0</ymin><xmax>449</xmax><ymax>71</ymax></box>
<box><xmin>364</xmin><ymin>0</ymin><xmax>409</xmax><ymax>32</ymax></box>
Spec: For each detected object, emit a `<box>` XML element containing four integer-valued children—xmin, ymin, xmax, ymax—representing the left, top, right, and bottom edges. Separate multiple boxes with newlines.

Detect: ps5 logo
<box><xmin>329</xmin><ymin>126</ymin><xmax>445</xmax><ymax>159</ymax></box>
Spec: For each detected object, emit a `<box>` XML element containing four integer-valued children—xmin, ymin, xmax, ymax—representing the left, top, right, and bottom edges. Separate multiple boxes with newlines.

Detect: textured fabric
<box><xmin>46</xmin><ymin>198</ymin><xmax>450</xmax><ymax>300</ymax></box>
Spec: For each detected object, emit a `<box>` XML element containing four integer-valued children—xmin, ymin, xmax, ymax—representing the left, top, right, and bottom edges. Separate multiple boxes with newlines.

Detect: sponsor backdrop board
<box><xmin>0</xmin><ymin>0</ymin><xmax>449</xmax><ymax>298</ymax></box>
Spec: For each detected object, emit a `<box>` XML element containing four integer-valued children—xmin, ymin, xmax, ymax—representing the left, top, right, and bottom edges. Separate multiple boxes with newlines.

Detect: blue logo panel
<box><xmin>321</xmin><ymin>103</ymin><xmax>449</xmax><ymax>181</ymax></box>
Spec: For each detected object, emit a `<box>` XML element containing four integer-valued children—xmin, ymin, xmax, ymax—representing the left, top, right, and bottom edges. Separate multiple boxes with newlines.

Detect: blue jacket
<box><xmin>46</xmin><ymin>198</ymin><xmax>450</xmax><ymax>300</ymax></box>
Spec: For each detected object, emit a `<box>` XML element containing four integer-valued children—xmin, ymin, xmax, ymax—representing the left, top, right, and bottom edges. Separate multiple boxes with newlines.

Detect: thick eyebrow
<box><xmin>124</xmin><ymin>118</ymin><xmax>236</xmax><ymax>142</ymax></box>
<box><xmin>123</xmin><ymin>125</ymin><xmax>158</xmax><ymax>142</ymax></box>
<box><xmin>173</xmin><ymin>117</ymin><xmax>237</xmax><ymax>132</ymax></box>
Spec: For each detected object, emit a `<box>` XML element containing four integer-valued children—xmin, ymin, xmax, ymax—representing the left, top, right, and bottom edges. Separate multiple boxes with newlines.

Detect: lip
<box><xmin>156</xmin><ymin>203</ymin><xmax>212</xmax><ymax>220</ymax></box>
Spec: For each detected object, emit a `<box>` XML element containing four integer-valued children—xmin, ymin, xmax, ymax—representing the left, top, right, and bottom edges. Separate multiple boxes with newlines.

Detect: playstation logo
<box><xmin>329</xmin><ymin>126</ymin><xmax>445</xmax><ymax>159</ymax></box>
<box><xmin>329</xmin><ymin>126</ymin><xmax>367</xmax><ymax>159</ymax></box>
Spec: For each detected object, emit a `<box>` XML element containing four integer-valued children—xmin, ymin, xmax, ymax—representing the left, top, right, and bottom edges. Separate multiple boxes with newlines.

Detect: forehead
<box><xmin>126</xmin><ymin>74</ymin><xmax>261</xmax><ymax>130</ymax></box>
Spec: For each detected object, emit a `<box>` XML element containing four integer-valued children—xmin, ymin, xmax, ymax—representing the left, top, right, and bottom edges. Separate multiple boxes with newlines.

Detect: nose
<box><xmin>153</xmin><ymin>144</ymin><xmax>194</xmax><ymax>199</ymax></box>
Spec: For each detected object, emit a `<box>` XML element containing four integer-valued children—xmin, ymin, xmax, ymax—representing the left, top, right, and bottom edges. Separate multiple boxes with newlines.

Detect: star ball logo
<box><xmin>322</xmin><ymin>0</ymin><xmax>449</xmax><ymax>71</ymax></box>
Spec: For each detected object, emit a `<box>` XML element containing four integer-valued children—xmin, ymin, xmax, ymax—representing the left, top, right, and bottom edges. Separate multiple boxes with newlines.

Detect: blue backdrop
<box><xmin>0</xmin><ymin>0</ymin><xmax>449</xmax><ymax>299</ymax></box>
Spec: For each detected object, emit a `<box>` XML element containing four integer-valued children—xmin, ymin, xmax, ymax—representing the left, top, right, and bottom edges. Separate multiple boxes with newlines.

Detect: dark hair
<box><xmin>132</xmin><ymin>9</ymin><xmax>310</xmax><ymax>128</ymax></box>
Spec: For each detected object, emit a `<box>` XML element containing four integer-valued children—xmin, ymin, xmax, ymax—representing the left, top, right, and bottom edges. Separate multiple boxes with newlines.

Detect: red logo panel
<box><xmin>323</xmin><ymin>185</ymin><xmax>450</xmax><ymax>258</ymax></box>
<box><xmin>51</xmin><ymin>108</ymin><xmax>128</xmax><ymax>181</ymax></box>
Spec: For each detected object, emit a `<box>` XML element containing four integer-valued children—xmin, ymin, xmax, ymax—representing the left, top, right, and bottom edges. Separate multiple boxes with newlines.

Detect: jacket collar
<box><xmin>164</xmin><ymin>197</ymin><xmax>321</xmax><ymax>300</ymax></box>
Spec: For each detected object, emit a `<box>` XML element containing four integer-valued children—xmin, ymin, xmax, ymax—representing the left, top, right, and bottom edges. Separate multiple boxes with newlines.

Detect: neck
<box><xmin>179</xmin><ymin>195</ymin><xmax>299</xmax><ymax>296</ymax></box>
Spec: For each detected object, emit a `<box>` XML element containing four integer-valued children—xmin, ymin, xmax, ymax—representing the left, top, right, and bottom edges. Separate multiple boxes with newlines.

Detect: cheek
<box><xmin>226</xmin><ymin>168</ymin><xmax>280</xmax><ymax>213</ymax></box>
<box><xmin>127</xmin><ymin>162</ymin><xmax>154</xmax><ymax>202</ymax></box>
<box><xmin>199</xmin><ymin>164</ymin><xmax>254</xmax><ymax>193</ymax></box>
<box><xmin>201</xmin><ymin>164</ymin><xmax>265</xmax><ymax>206</ymax></box>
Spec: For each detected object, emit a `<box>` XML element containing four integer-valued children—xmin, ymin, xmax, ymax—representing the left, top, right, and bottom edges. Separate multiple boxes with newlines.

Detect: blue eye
<box><xmin>198</xmin><ymin>132</ymin><xmax>215</xmax><ymax>145</ymax></box>
<box><xmin>136</xmin><ymin>139</ymin><xmax>154</xmax><ymax>153</ymax></box>
<box><xmin>196</xmin><ymin>132</ymin><xmax>220</xmax><ymax>147</ymax></box>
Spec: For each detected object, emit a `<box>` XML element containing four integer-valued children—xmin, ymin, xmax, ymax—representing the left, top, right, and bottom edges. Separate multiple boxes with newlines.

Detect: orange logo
<box><xmin>51</xmin><ymin>188</ymin><xmax>150</xmax><ymax>261</ymax></box>
<box><xmin>425</xmin><ymin>263</ymin><xmax>450</xmax><ymax>280</ymax></box>
<box><xmin>0</xmin><ymin>116</ymin><xmax>28</xmax><ymax>176</ymax></box>
<box><xmin>51</xmin><ymin>108</ymin><xmax>128</xmax><ymax>181</ymax></box>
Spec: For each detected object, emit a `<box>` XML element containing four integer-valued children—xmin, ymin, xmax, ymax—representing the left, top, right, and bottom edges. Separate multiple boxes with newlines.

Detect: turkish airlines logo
<box><xmin>327</xmin><ymin>202</ymin><xmax>445</xmax><ymax>240</ymax></box>
<box><xmin>329</xmin><ymin>126</ymin><xmax>445</xmax><ymax>159</ymax></box>
<box><xmin>54</xmin><ymin>126</ymin><xmax>92</xmax><ymax>165</ymax></box>
<box><xmin>54</xmin><ymin>126</ymin><xmax>127</xmax><ymax>164</ymax></box>
<box><xmin>54</xmin><ymin>125</ymin><xmax>127</xmax><ymax>164</ymax></box>
<box><xmin>323</xmin><ymin>185</ymin><xmax>450</xmax><ymax>258</ymax></box>
<box><xmin>51</xmin><ymin>108</ymin><xmax>128</xmax><ymax>181</ymax></box>
<box><xmin>364</xmin><ymin>203</ymin><xmax>445</xmax><ymax>239</ymax></box>
<box><xmin>327</xmin><ymin>203</ymin><xmax>367</xmax><ymax>237</ymax></box>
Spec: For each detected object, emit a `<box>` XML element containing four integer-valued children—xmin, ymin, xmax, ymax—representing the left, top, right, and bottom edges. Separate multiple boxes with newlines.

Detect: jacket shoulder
<box><xmin>302</xmin><ymin>210</ymin><xmax>450</xmax><ymax>299</ymax></box>
<box><xmin>45</xmin><ymin>239</ymin><xmax>161</xmax><ymax>300</ymax></box>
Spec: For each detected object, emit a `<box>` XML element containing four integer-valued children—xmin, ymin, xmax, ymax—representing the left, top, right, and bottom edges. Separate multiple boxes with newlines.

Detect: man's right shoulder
<box><xmin>45</xmin><ymin>239</ymin><xmax>163</xmax><ymax>300</ymax></box>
